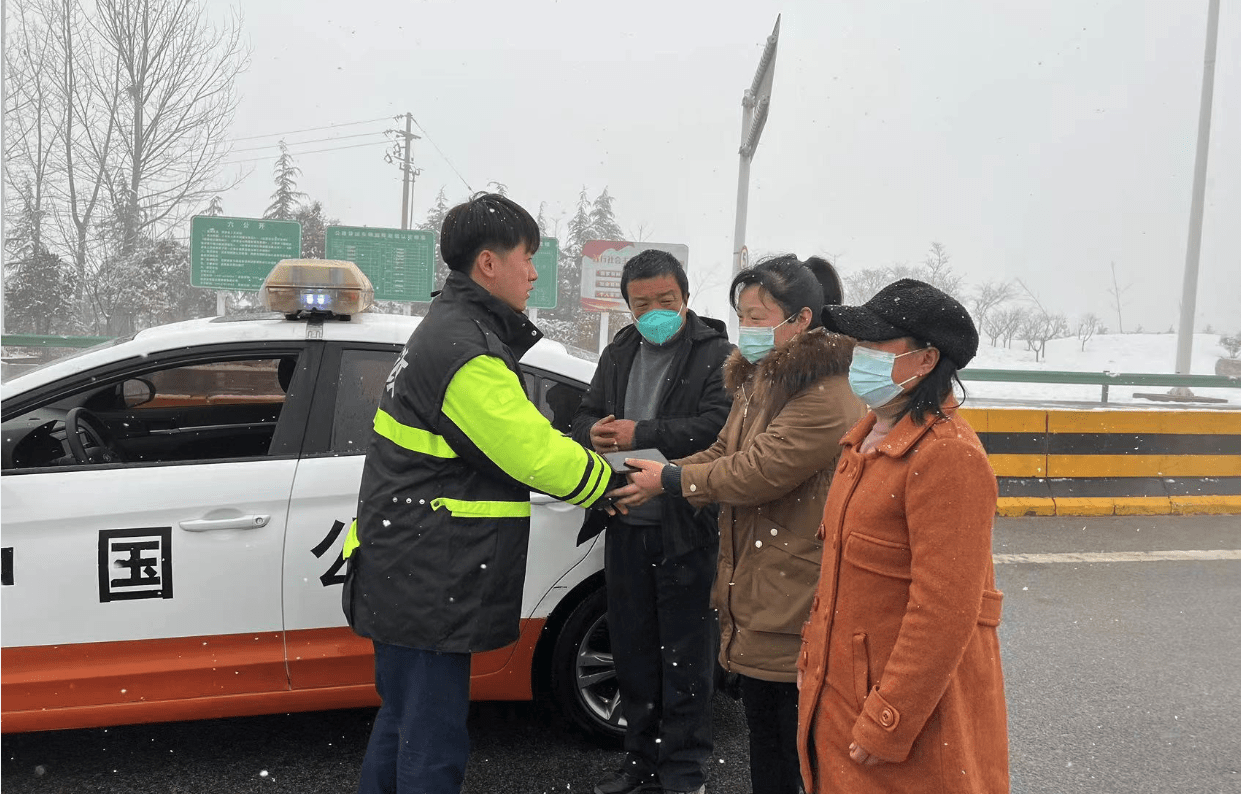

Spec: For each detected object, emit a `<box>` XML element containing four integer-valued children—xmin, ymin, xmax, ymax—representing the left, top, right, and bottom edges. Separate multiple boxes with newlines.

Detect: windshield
<box><xmin>1</xmin><ymin>337</ymin><xmax>129</xmax><ymax>384</ymax></box>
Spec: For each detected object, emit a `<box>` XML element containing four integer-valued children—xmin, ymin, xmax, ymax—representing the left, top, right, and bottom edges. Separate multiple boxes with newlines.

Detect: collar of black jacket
<box><xmin>439</xmin><ymin>270</ymin><xmax>544</xmax><ymax>359</ymax></box>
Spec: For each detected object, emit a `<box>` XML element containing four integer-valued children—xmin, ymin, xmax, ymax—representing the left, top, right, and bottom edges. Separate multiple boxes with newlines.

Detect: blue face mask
<box><xmin>635</xmin><ymin>308</ymin><xmax>684</xmax><ymax>345</ymax></box>
<box><xmin>848</xmin><ymin>347</ymin><xmax>921</xmax><ymax>409</ymax></box>
<box><xmin>738</xmin><ymin>315</ymin><xmax>795</xmax><ymax>363</ymax></box>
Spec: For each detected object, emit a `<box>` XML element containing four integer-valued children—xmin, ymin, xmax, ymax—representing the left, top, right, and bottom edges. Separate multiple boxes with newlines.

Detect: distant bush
<box><xmin>1221</xmin><ymin>333</ymin><xmax>1241</xmax><ymax>359</ymax></box>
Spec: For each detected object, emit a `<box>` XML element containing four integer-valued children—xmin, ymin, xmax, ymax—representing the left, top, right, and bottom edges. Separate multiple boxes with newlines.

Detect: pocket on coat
<box><xmin>744</xmin><ymin>518</ymin><xmax>824</xmax><ymax>634</ymax></box>
<box><xmin>851</xmin><ymin>633</ymin><xmax>870</xmax><ymax>711</ymax></box>
<box><xmin>843</xmin><ymin>532</ymin><xmax>912</xmax><ymax>581</ymax></box>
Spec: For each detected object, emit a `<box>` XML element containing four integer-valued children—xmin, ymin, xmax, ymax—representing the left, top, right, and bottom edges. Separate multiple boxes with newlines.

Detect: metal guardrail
<box><xmin>959</xmin><ymin>368</ymin><xmax>1239</xmax><ymax>403</ymax></box>
<box><xmin>3</xmin><ymin>335</ymin><xmax>1238</xmax><ymax>403</ymax></box>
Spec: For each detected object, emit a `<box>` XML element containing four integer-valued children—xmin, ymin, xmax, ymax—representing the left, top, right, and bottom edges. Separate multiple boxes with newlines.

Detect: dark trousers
<box><xmin>739</xmin><ymin>675</ymin><xmax>801</xmax><ymax>794</ymax></box>
<box><xmin>606</xmin><ymin>521</ymin><xmax>716</xmax><ymax>792</ymax></box>
<box><xmin>358</xmin><ymin>642</ymin><xmax>472</xmax><ymax>794</ymax></box>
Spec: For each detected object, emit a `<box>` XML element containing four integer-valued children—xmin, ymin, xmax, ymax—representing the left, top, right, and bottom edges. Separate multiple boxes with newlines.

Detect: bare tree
<box><xmin>997</xmin><ymin>306</ymin><xmax>1026</xmax><ymax>349</ymax></box>
<box><xmin>687</xmin><ymin>262</ymin><xmax>726</xmax><ymax>316</ymax></box>
<box><xmin>627</xmin><ymin>220</ymin><xmax>652</xmax><ymax>243</ymax></box>
<box><xmin>972</xmin><ymin>280</ymin><xmax>1016</xmax><ymax>339</ymax></box>
<box><xmin>1107</xmin><ymin>262</ymin><xmax>1132</xmax><ymax>334</ymax></box>
<box><xmin>48</xmin><ymin>0</ymin><xmax>123</xmax><ymax>300</ymax></box>
<box><xmin>1076</xmin><ymin>312</ymin><xmax>1101</xmax><ymax>351</ymax></box>
<box><xmin>921</xmin><ymin>241</ymin><xmax>965</xmax><ymax>300</ymax></box>
<box><xmin>93</xmin><ymin>0</ymin><xmax>248</xmax><ymax>250</ymax></box>
<box><xmin>3</xmin><ymin>0</ymin><xmax>64</xmax><ymax>260</ymax></box>
<box><xmin>1019</xmin><ymin>310</ymin><xmax>1069</xmax><ymax>363</ymax></box>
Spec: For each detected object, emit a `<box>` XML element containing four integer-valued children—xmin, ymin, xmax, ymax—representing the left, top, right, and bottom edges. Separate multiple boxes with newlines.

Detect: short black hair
<box><xmin>440</xmin><ymin>192</ymin><xmax>540</xmax><ymax>273</ymax></box>
<box><xmin>729</xmin><ymin>254</ymin><xmax>844</xmax><ymax>327</ymax></box>
<box><xmin>620</xmin><ymin>249</ymin><xmax>689</xmax><ymax>304</ymax></box>
<box><xmin>893</xmin><ymin>339</ymin><xmax>967</xmax><ymax>426</ymax></box>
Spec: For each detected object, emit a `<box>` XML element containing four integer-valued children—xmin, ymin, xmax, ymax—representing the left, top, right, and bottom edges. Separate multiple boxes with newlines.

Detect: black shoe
<box><xmin>593</xmin><ymin>770</ymin><xmax>659</xmax><ymax>794</ymax></box>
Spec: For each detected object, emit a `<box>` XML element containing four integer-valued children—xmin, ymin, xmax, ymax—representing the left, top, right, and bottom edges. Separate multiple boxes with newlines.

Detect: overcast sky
<box><xmin>213</xmin><ymin>0</ymin><xmax>1239</xmax><ymax>338</ymax></box>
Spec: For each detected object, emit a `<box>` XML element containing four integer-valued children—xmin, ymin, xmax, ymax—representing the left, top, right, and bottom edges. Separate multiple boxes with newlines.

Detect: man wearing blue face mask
<box><xmin>571</xmin><ymin>249</ymin><xmax>732</xmax><ymax>794</ymax></box>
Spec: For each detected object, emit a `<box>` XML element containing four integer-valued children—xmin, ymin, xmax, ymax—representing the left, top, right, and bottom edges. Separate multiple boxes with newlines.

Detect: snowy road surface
<box><xmin>2</xmin><ymin>515</ymin><xmax>1237</xmax><ymax>794</ymax></box>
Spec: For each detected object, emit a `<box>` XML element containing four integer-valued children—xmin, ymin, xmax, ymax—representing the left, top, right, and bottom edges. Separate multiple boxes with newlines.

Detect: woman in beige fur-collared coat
<box><xmin>618</xmin><ymin>255</ymin><xmax>865</xmax><ymax>794</ymax></box>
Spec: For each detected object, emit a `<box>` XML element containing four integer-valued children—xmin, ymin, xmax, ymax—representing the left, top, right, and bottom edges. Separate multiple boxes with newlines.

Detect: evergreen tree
<box><xmin>3</xmin><ymin>246</ymin><xmax>78</xmax><ymax>335</ymax></box>
<box><xmin>589</xmin><ymin>187</ymin><xmax>624</xmax><ymax>242</ymax></box>
<box><xmin>295</xmin><ymin>200</ymin><xmax>338</xmax><ymax>259</ymax></box>
<box><xmin>264</xmin><ymin>141</ymin><xmax>305</xmax><ymax>220</ymax></box>
<box><xmin>419</xmin><ymin>186</ymin><xmax>453</xmax><ymax>290</ymax></box>
<box><xmin>204</xmin><ymin>196</ymin><xmax>224</xmax><ymax>216</ymax></box>
<box><xmin>486</xmin><ymin>180</ymin><xmax>509</xmax><ymax>197</ymax></box>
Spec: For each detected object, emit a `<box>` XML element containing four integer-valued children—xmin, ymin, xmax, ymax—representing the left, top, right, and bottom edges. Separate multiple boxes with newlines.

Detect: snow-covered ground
<box><xmin>963</xmin><ymin>333</ymin><xmax>1239</xmax><ymax>408</ymax></box>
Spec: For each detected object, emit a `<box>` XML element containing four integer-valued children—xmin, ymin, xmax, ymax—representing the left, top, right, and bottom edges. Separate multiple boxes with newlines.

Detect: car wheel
<box><xmin>550</xmin><ymin>586</ymin><xmax>626</xmax><ymax>747</ymax></box>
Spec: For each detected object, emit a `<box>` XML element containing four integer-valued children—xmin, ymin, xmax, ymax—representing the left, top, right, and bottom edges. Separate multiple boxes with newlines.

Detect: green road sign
<box><xmin>529</xmin><ymin>237</ymin><xmax>559</xmax><ymax>310</ymax></box>
<box><xmin>325</xmin><ymin>226</ymin><xmax>436</xmax><ymax>303</ymax></box>
<box><xmin>191</xmin><ymin>216</ymin><xmax>301</xmax><ymax>291</ymax></box>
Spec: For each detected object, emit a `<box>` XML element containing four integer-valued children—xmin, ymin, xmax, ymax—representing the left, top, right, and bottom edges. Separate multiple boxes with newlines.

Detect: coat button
<box><xmin>880</xmin><ymin>708</ymin><xmax>894</xmax><ymax>726</ymax></box>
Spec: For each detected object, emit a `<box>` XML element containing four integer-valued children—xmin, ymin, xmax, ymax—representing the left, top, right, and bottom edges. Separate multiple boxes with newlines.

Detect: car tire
<box><xmin>550</xmin><ymin>586</ymin><xmax>626</xmax><ymax>747</ymax></box>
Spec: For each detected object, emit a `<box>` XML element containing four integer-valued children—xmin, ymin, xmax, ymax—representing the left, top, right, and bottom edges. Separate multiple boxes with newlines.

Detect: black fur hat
<box><xmin>821</xmin><ymin>279</ymin><xmax>979</xmax><ymax>368</ymax></box>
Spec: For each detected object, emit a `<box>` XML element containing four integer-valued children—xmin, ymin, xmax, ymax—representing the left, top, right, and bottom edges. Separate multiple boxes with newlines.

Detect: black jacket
<box><xmin>343</xmin><ymin>272</ymin><xmax>611</xmax><ymax>653</ymax></box>
<box><xmin>571</xmin><ymin>310</ymin><xmax>733</xmax><ymax>557</ymax></box>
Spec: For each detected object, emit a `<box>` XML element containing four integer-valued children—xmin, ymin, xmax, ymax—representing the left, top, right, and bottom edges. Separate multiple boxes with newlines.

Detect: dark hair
<box><xmin>804</xmin><ymin>256</ymin><xmax>844</xmax><ymax>305</ymax></box>
<box><xmin>894</xmin><ymin>339</ymin><xmax>968</xmax><ymax>425</ymax></box>
<box><xmin>620</xmin><ymin>249</ymin><xmax>689</xmax><ymax>303</ymax></box>
<box><xmin>440</xmin><ymin>192</ymin><xmax>540</xmax><ymax>273</ymax></box>
<box><xmin>729</xmin><ymin>254</ymin><xmax>844</xmax><ymax>326</ymax></box>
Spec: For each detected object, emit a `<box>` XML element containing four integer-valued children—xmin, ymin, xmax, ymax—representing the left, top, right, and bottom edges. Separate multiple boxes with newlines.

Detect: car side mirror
<box><xmin>121</xmin><ymin>378</ymin><xmax>156</xmax><ymax>408</ymax></box>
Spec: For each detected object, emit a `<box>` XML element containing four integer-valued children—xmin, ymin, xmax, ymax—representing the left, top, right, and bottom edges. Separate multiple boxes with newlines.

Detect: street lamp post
<box><xmin>1172</xmin><ymin>0</ymin><xmax>1221</xmax><ymax>394</ymax></box>
<box><xmin>728</xmin><ymin>15</ymin><xmax>781</xmax><ymax>342</ymax></box>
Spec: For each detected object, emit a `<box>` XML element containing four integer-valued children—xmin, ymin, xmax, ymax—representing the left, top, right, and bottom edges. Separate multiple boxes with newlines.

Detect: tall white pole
<box><xmin>1174</xmin><ymin>0</ymin><xmax>1220</xmax><ymax>380</ymax></box>
<box><xmin>728</xmin><ymin>100</ymin><xmax>755</xmax><ymax>342</ymax></box>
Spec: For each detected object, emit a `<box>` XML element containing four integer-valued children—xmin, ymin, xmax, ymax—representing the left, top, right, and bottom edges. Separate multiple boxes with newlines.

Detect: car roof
<box><xmin>2</xmin><ymin>312</ymin><xmax>597</xmax><ymax>400</ymax></box>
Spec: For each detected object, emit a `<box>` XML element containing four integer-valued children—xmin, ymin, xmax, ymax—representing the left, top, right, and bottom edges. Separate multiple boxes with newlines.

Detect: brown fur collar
<box><xmin>724</xmin><ymin>327</ymin><xmax>855</xmax><ymax>415</ymax></box>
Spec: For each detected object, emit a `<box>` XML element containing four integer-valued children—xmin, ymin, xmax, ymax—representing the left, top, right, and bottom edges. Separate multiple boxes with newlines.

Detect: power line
<box><xmin>231</xmin><ymin>130</ymin><xmax>387</xmax><ymax>153</ymax></box>
<box><xmin>229</xmin><ymin>116</ymin><xmax>392</xmax><ymax>143</ymax></box>
<box><xmin>409</xmin><ymin>114</ymin><xmax>473</xmax><ymax>193</ymax></box>
<box><xmin>224</xmin><ymin>140</ymin><xmax>390</xmax><ymax>166</ymax></box>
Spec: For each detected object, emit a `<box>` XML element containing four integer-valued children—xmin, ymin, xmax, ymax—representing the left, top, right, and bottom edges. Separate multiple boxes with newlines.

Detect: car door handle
<box><xmin>178</xmin><ymin>515</ymin><xmax>271</xmax><ymax>532</ymax></box>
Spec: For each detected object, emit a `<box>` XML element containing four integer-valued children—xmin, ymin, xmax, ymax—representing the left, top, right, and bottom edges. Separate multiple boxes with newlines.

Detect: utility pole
<box><xmin>389</xmin><ymin>113</ymin><xmax>422</xmax><ymax>230</ymax></box>
<box><xmin>729</xmin><ymin>15</ymin><xmax>780</xmax><ymax>341</ymax></box>
<box><xmin>1172</xmin><ymin>0</ymin><xmax>1220</xmax><ymax>393</ymax></box>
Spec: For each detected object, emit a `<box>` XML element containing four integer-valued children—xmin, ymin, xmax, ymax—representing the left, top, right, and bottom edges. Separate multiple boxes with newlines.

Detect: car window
<box><xmin>329</xmin><ymin>349</ymin><xmax>399</xmax><ymax>455</ymax></box>
<box><xmin>137</xmin><ymin>358</ymin><xmax>292</xmax><ymax>408</ymax></box>
<box><xmin>2</xmin><ymin>354</ymin><xmax>300</xmax><ymax>470</ymax></box>
<box><xmin>535</xmin><ymin>376</ymin><xmax>585</xmax><ymax>435</ymax></box>
<box><xmin>326</xmin><ymin>354</ymin><xmax>585</xmax><ymax>456</ymax></box>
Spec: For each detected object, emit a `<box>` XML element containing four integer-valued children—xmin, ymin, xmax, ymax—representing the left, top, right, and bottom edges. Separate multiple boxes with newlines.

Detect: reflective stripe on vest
<box><xmin>342</xmin><ymin>519</ymin><xmax>360</xmax><ymax>559</ymax></box>
<box><xmin>373</xmin><ymin>408</ymin><xmax>458</xmax><ymax>458</ymax></box>
<box><xmin>430</xmin><ymin>497</ymin><xmax>532</xmax><ymax>519</ymax></box>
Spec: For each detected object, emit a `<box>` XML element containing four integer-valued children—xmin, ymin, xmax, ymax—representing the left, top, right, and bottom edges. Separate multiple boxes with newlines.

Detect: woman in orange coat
<box><xmin>796</xmin><ymin>279</ymin><xmax>1009</xmax><ymax>794</ymax></box>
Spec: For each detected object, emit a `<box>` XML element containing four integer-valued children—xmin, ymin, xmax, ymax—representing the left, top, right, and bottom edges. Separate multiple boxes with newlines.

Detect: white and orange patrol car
<box><xmin>1</xmin><ymin>261</ymin><xmax>623</xmax><ymax>743</ymax></box>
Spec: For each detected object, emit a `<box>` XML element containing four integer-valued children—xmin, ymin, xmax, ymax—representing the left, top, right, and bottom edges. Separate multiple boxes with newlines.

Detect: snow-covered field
<box><xmin>963</xmin><ymin>333</ymin><xmax>1239</xmax><ymax>408</ymax></box>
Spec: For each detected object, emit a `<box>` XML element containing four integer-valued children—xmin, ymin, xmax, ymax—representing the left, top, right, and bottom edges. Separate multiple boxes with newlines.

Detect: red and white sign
<box><xmin>579</xmin><ymin>240</ymin><xmax>690</xmax><ymax>313</ymax></box>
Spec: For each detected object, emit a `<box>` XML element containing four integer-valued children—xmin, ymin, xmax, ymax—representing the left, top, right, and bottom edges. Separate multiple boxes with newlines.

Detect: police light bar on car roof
<box><xmin>261</xmin><ymin>259</ymin><xmax>375</xmax><ymax>319</ymax></box>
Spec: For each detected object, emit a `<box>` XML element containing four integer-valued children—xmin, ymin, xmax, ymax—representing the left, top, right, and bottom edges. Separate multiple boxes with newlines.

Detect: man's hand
<box><xmin>589</xmin><ymin>414</ymin><xmax>637</xmax><ymax>452</ymax></box>
<box><xmin>848</xmin><ymin>742</ymin><xmax>885</xmax><ymax>766</ymax></box>
<box><xmin>609</xmin><ymin>458</ymin><xmax>665</xmax><ymax>508</ymax></box>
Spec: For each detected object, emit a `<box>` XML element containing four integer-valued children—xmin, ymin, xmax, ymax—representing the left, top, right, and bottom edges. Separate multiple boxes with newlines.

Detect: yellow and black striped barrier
<box><xmin>958</xmin><ymin>408</ymin><xmax>1241</xmax><ymax>516</ymax></box>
